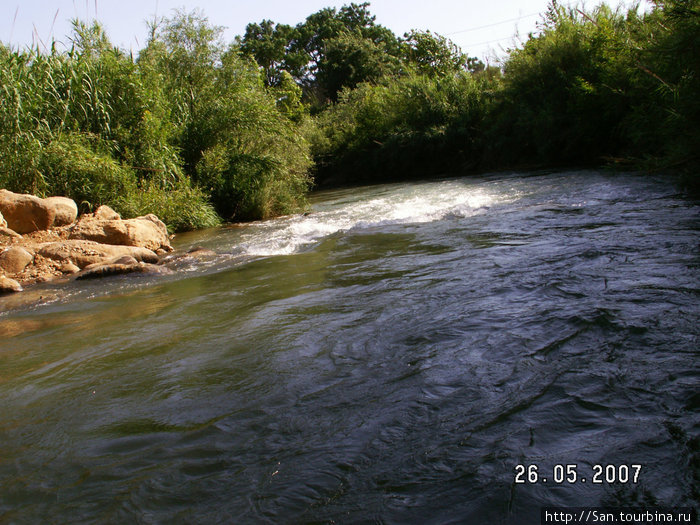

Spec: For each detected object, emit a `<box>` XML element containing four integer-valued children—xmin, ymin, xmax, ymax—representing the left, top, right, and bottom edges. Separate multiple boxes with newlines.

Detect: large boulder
<box><xmin>0</xmin><ymin>190</ymin><xmax>78</xmax><ymax>233</ymax></box>
<box><xmin>37</xmin><ymin>240</ymin><xmax>159</xmax><ymax>269</ymax></box>
<box><xmin>69</xmin><ymin>214</ymin><xmax>171</xmax><ymax>252</ymax></box>
<box><xmin>0</xmin><ymin>246</ymin><xmax>34</xmax><ymax>275</ymax></box>
<box><xmin>44</xmin><ymin>196</ymin><xmax>78</xmax><ymax>226</ymax></box>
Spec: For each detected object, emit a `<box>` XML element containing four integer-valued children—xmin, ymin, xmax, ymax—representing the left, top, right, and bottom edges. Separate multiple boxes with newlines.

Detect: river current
<box><xmin>0</xmin><ymin>170</ymin><xmax>698</xmax><ymax>523</ymax></box>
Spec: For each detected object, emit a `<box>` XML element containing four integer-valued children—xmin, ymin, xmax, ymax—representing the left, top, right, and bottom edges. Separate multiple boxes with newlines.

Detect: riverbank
<box><xmin>0</xmin><ymin>189</ymin><xmax>174</xmax><ymax>295</ymax></box>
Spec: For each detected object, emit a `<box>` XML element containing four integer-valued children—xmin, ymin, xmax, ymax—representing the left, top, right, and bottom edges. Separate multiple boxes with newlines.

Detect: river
<box><xmin>0</xmin><ymin>170</ymin><xmax>698</xmax><ymax>524</ymax></box>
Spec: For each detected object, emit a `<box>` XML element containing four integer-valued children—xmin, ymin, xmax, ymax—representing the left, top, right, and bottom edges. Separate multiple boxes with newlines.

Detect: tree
<box><xmin>316</xmin><ymin>30</ymin><xmax>402</xmax><ymax>101</ymax></box>
<box><xmin>239</xmin><ymin>20</ymin><xmax>306</xmax><ymax>86</ymax></box>
<box><xmin>400</xmin><ymin>30</ymin><xmax>467</xmax><ymax>77</ymax></box>
<box><xmin>240</xmin><ymin>3</ymin><xmax>402</xmax><ymax>102</ymax></box>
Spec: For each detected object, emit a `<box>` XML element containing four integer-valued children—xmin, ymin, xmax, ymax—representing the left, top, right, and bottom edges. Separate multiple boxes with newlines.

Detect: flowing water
<box><xmin>0</xmin><ymin>170</ymin><xmax>698</xmax><ymax>524</ymax></box>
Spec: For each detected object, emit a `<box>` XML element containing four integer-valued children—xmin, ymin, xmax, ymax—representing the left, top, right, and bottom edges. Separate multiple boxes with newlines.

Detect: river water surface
<box><xmin>0</xmin><ymin>171</ymin><xmax>698</xmax><ymax>523</ymax></box>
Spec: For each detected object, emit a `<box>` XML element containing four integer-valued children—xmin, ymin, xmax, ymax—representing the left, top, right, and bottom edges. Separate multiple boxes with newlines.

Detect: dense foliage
<box><xmin>489</xmin><ymin>0</ymin><xmax>699</xmax><ymax>172</ymax></box>
<box><xmin>312</xmin><ymin>0</ymin><xmax>699</xmax><ymax>186</ymax></box>
<box><xmin>0</xmin><ymin>1</ymin><xmax>696</xmax><ymax>232</ymax></box>
<box><xmin>0</xmin><ymin>12</ymin><xmax>312</xmax><ymax>231</ymax></box>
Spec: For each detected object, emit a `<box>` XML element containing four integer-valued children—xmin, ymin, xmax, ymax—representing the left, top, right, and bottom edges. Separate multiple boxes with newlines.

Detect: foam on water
<box><xmin>240</xmin><ymin>181</ymin><xmax>501</xmax><ymax>256</ymax></box>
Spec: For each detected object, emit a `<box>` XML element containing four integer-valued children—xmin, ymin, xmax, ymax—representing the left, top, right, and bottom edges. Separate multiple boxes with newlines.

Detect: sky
<box><xmin>0</xmin><ymin>0</ymin><xmax>644</xmax><ymax>62</ymax></box>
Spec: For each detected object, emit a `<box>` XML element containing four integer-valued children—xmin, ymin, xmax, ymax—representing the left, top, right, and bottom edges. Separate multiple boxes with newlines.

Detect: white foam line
<box><xmin>240</xmin><ymin>182</ymin><xmax>504</xmax><ymax>257</ymax></box>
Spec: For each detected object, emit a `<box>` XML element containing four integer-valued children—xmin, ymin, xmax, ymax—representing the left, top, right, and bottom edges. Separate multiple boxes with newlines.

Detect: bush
<box><xmin>148</xmin><ymin>11</ymin><xmax>313</xmax><ymax>220</ymax></box>
<box><xmin>40</xmin><ymin>133</ymin><xmax>138</xmax><ymax>213</ymax></box>
<box><xmin>311</xmin><ymin>71</ymin><xmax>489</xmax><ymax>185</ymax></box>
<box><xmin>117</xmin><ymin>178</ymin><xmax>221</xmax><ymax>232</ymax></box>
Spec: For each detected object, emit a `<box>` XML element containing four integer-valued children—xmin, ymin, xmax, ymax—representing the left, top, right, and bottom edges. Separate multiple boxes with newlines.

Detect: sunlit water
<box><xmin>1</xmin><ymin>171</ymin><xmax>698</xmax><ymax>523</ymax></box>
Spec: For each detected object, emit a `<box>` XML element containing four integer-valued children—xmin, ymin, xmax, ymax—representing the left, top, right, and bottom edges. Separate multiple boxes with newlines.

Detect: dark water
<box><xmin>0</xmin><ymin>171</ymin><xmax>698</xmax><ymax>524</ymax></box>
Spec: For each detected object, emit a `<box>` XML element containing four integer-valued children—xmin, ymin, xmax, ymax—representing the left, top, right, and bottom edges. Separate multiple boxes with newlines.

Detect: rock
<box><xmin>69</xmin><ymin>214</ymin><xmax>171</xmax><ymax>252</ymax></box>
<box><xmin>0</xmin><ymin>275</ymin><xmax>23</xmax><ymax>294</ymax></box>
<box><xmin>0</xmin><ymin>210</ymin><xmax>6</xmax><ymax>228</ymax></box>
<box><xmin>0</xmin><ymin>246</ymin><xmax>35</xmax><ymax>275</ymax></box>
<box><xmin>37</xmin><ymin>240</ymin><xmax>159</xmax><ymax>269</ymax></box>
<box><xmin>60</xmin><ymin>262</ymin><xmax>81</xmax><ymax>274</ymax></box>
<box><xmin>0</xmin><ymin>189</ymin><xmax>78</xmax><ymax>233</ymax></box>
<box><xmin>159</xmin><ymin>246</ymin><xmax>217</xmax><ymax>267</ymax></box>
<box><xmin>0</xmin><ymin>190</ymin><xmax>51</xmax><ymax>233</ymax></box>
<box><xmin>139</xmin><ymin>263</ymin><xmax>174</xmax><ymax>276</ymax></box>
<box><xmin>76</xmin><ymin>262</ymin><xmax>143</xmax><ymax>280</ymax></box>
<box><xmin>0</xmin><ymin>226</ymin><xmax>21</xmax><ymax>238</ymax></box>
<box><xmin>187</xmin><ymin>246</ymin><xmax>217</xmax><ymax>258</ymax></box>
<box><xmin>108</xmin><ymin>255</ymin><xmax>139</xmax><ymax>266</ymax></box>
<box><xmin>82</xmin><ymin>255</ymin><xmax>138</xmax><ymax>272</ymax></box>
<box><xmin>43</xmin><ymin>196</ymin><xmax>78</xmax><ymax>226</ymax></box>
<box><xmin>76</xmin><ymin>261</ymin><xmax>174</xmax><ymax>280</ymax></box>
<box><xmin>93</xmin><ymin>205</ymin><xmax>121</xmax><ymax>221</ymax></box>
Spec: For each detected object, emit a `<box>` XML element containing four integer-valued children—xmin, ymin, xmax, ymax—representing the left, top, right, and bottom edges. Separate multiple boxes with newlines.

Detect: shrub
<box><xmin>117</xmin><ymin>178</ymin><xmax>221</xmax><ymax>232</ymax></box>
<box><xmin>40</xmin><ymin>133</ymin><xmax>138</xmax><ymax>212</ymax></box>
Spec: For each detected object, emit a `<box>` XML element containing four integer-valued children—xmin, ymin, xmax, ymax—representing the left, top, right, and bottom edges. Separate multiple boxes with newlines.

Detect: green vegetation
<box><xmin>1</xmin><ymin>1</ymin><xmax>697</xmax><ymax>232</ymax></box>
<box><xmin>311</xmin><ymin>0</ymin><xmax>699</xmax><ymax>186</ymax></box>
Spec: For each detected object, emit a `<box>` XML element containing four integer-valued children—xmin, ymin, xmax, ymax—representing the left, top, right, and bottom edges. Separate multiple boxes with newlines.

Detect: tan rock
<box><xmin>44</xmin><ymin>196</ymin><xmax>78</xmax><ymax>226</ymax></box>
<box><xmin>0</xmin><ymin>189</ymin><xmax>79</xmax><ymax>233</ymax></box>
<box><xmin>0</xmin><ymin>210</ymin><xmax>6</xmax><ymax>228</ymax></box>
<box><xmin>187</xmin><ymin>246</ymin><xmax>217</xmax><ymax>258</ymax></box>
<box><xmin>93</xmin><ymin>205</ymin><xmax>121</xmax><ymax>221</ymax></box>
<box><xmin>0</xmin><ymin>226</ymin><xmax>21</xmax><ymax>238</ymax></box>
<box><xmin>83</xmin><ymin>255</ymin><xmax>138</xmax><ymax>271</ymax></box>
<box><xmin>76</xmin><ymin>262</ymin><xmax>143</xmax><ymax>280</ymax></box>
<box><xmin>0</xmin><ymin>275</ymin><xmax>23</xmax><ymax>294</ymax></box>
<box><xmin>159</xmin><ymin>246</ymin><xmax>217</xmax><ymax>267</ymax></box>
<box><xmin>76</xmin><ymin>261</ymin><xmax>174</xmax><ymax>280</ymax></box>
<box><xmin>0</xmin><ymin>246</ymin><xmax>35</xmax><ymax>275</ymax></box>
<box><xmin>37</xmin><ymin>240</ymin><xmax>159</xmax><ymax>269</ymax></box>
<box><xmin>0</xmin><ymin>190</ymin><xmax>52</xmax><ymax>233</ymax></box>
<box><xmin>108</xmin><ymin>255</ymin><xmax>139</xmax><ymax>266</ymax></box>
<box><xmin>60</xmin><ymin>262</ymin><xmax>81</xmax><ymax>274</ymax></box>
<box><xmin>69</xmin><ymin>215</ymin><xmax>171</xmax><ymax>252</ymax></box>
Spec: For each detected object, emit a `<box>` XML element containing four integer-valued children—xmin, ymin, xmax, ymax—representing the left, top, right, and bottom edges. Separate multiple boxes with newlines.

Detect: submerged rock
<box><xmin>158</xmin><ymin>245</ymin><xmax>218</xmax><ymax>268</ymax></box>
<box><xmin>187</xmin><ymin>246</ymin><xmax>217</xmax><ymax>258</ymax></box>
<box><xmin>0</xmin><ymin>289</ymin><xmax>61</xmax><ymax>316</ymax></box>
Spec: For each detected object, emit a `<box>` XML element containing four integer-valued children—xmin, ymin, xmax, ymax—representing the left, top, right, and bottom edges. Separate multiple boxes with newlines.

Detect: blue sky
<box><xmin>1</xmin><ymin>0</ymin><xmax>646</xmax><ymax>61</ymax></box>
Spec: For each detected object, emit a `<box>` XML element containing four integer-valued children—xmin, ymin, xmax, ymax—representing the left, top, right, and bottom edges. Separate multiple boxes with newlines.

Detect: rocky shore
<box><xmin>0</xmin><ymin>189</ymin><xmax>177</xmax><ymax>296</ymax></box>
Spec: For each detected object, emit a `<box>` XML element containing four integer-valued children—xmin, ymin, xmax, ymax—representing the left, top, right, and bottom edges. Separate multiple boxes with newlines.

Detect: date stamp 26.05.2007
<box><xmin>514</xmin><ymin>464</ymin><xmax>642</xmax><ymax>485</ymax></box>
